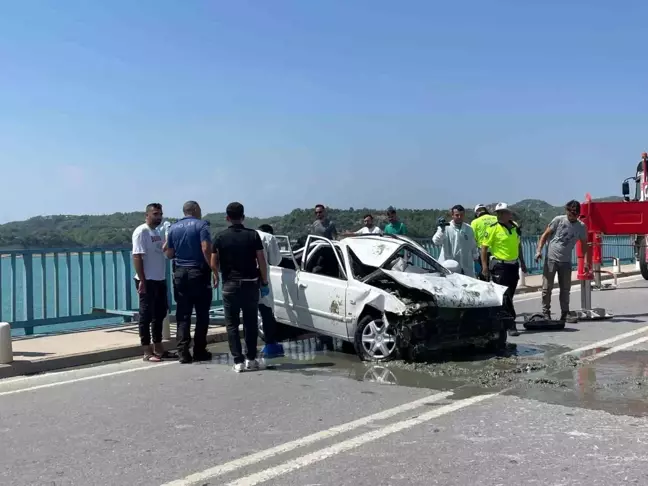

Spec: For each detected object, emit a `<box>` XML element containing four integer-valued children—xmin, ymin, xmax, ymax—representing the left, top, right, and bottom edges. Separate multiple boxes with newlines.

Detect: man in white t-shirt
<box><xmin>132</xmin><ymin>203</ymin><xmax>168</xmax><ymax>362</ymax></box>
<box><xmin>344</xmin><ymin>214</ymin><xmax>383</xmax><ymax>236</ymax></box>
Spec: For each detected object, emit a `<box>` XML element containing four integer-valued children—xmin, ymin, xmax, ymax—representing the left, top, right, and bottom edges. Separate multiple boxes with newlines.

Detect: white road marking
<box><xmin>563</xmin><ymin>324</ymin><xmax>648</xmax><ymax>357</ymax></box>
<box><xmin>159</xmin><ymin>390</ymin><xmax>453</xmax><ymax>486</ymax></box>
<box><xmin>581</xmin><ymin>334</ymin><xmax>648</xmax><ymax>362</ymax></box>
<box><xmin>164</xmin><ymin>316</ymin><xmax>648</xmax><ymax>486</ymax></box>
<box><xmin>515</xmin><ymin>274</ymin><xmax>643</xmax><ymax>303</ymax></box>
<box><xmin>0</xmin><ymin>361</ymin><xmax>175</xmax><ymax>397</ymax></box>
<box><xmin>224</xmin><ymin>393</ymin><xmax>497</xmax><ymax>486</ymax></box>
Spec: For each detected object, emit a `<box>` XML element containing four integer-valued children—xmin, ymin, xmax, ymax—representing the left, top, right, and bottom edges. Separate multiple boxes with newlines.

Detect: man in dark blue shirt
<box><xmin>164</xmin><ymin>201</ymin><xmax>215</xmax><ymax>363</ymax></box>
<box><xmin>211</xmin><ymin>202</ymin><xmax>269</xmax><ymax>372</ymax></box>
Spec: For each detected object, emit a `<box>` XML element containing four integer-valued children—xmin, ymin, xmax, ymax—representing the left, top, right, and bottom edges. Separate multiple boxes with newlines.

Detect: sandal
<box><xmin>143</xmin><ymin>354</ymin><xmax>162</xmax><ymax>362</ymax></box>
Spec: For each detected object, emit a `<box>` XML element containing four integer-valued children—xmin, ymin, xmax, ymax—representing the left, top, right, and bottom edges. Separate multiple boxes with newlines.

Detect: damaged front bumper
<box><xmin>395</xmin><ymin>306</ymin><xmax>508</xmax><ymax>352</ymax></box>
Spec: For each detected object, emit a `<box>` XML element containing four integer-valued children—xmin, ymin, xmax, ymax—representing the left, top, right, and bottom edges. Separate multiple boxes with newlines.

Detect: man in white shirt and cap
<box><xmin>257</xmin><ymin>224</ymin><xmax>285</xmax><ymax>358</ymax></box>
<box><xmin>432</xmin><ymin>204</ymin><xmax>478</xmax><ymax>277</ymax></box>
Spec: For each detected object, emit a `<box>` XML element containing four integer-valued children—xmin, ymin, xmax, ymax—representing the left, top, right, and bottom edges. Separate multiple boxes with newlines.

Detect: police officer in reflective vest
<box><xmin>480</xmin><ymin>202</ymin><xmax>528</xmax><ymax>336</ymax></box>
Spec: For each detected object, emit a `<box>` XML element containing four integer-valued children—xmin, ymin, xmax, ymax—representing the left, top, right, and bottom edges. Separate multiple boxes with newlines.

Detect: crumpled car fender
<box><xmin>349</xmin><ymin>285</ymin><xmax>409</xmax><ymax>317</ymax></box>
<box><xmin>381</xmin><ymin>269</ymin><xmax>508</xmax><ymax>308</ymax></box>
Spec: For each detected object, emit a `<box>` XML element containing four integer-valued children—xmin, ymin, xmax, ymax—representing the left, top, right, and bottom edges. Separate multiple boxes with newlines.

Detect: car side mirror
<box><xmin>622</xmin><ymin>181</ymin><xmax>630</xmax><ymax>197</ymax></box>
<box><xmin>443</xmin><ymin>259</ymin><xmax>460</xmax><ymax>273</ymax></box>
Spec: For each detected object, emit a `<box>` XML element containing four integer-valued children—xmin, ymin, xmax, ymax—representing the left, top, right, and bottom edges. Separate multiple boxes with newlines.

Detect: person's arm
<box><xmin>516</xmin><ymin>226</ymin><xmax>527</xmax><ymax>272</ymax></box>
<box><xmin>254</xmin><ymin>233</ymin><xmax>269</xmax><ymax>284</ymax></box>
<box><xmin>164</xmin><ymin>228</ymin><xmax>175</xmax><ymax>259</ymax></box>
<box><xmin>481</xmin><ymin>228</ymin><xmax>493</xmax><ymax>277</ymax></box>
<box><xmin>210</xmin><ymin>236</ymin><xmax>220</xmax><ymax>286</ymax></box>
<box><xmin>431</xmin><ymin>226</ymin><xmax>444</xmax><ymax>246</ymax></box>
<box><xmin>535</xmin><ymin>217</ymin><xmax>558</xmax><ymax>261</ymax></box>
<box><xmin>481</xmin><ymin>245</ymin><xmax>490</xmax><ymax>277</ymax></box>
<box><xmin>132</xmin><ymin>229</ymin><xmax>147</xmax><ymax>292</ymax></box>
<box><xmin>401</xmin><ymin>223</ymin><xmax>408</xmax><ymax>235</ymax></box>
<box><xmin>199</xmin><ymin>222</ymin><xmax>213</xmax><ymax>267</ymax></box>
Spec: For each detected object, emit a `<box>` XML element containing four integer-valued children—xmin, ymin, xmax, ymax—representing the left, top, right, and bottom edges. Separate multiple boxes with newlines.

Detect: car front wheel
<box><xmin>354</xmin><ymin>314</ymin><xmax>401</xmax><ymax>362</ymax></box>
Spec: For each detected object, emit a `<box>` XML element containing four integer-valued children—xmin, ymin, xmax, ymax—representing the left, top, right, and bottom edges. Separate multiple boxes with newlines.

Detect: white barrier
<box><xmin>612</xmin><ymin>257</ymin><xmax>620</xmax><ymax>274</ymax></box>
<box><xmin>519</xmin><ymin>268</ymin><xmax>527</xmax><ymax>287</ymax></box>
<box><xmin>162</xmin><ymin>316</ymin><xmax>171</xmax><ymax>341</ymax></box>
<box><xmin>0</xmin><ymin>323</ymin><xmax>13</xmax><ymax>364</ymax></box>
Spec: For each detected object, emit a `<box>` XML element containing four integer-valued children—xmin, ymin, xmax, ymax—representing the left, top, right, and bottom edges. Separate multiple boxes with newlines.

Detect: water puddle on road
<box><xmin>206</xmin><ymin>333</ymin><xmax>648</xmax><ymax>417</ymax></box>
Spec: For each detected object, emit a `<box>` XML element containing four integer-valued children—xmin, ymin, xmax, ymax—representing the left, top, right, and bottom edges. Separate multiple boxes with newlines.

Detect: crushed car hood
<box><xmin>380</xmin><ymin>269</ymin><xmax>508</xmax><ymax>308</ymax></box>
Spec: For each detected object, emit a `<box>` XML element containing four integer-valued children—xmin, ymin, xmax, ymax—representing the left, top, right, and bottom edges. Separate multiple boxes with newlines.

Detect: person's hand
<box><xmin>534</xmin><ymin>251</ymin><xmax>542</xmax><ymax>263</ymax></box>
<box><xmin>584</xmin><ymin>263</ymin><xmax>591</xmax><ymax>274</ymax></box>
<box><xmin>137</xmin><ymin>280</ymin><xmax>146</xmax><ymax>294</ymax></box>
<box><xmin>260</xmin><ymin>284</ymin><xmax>270</xmax><ymax>298</ymax></box>
<box><xmin>212</xmin><ymin>274</ymin><xmax>219</xmax><ymax>288</ymax></box>
<box><xmin>521</xmin><ymin>262</ymin><xmax>528</xmax><ymax>274</ymax></box>
<box><xmin>481</xmin><ymin>268</ymin><xmax>490</xmax><ymax>280</ymax></box>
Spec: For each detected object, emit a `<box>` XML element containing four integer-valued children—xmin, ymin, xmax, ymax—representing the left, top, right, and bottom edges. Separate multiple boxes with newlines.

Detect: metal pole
<box><xmin>582</xmin><ymin>280</ymin><xmax>592</xmax><ymax>311</ymax></box>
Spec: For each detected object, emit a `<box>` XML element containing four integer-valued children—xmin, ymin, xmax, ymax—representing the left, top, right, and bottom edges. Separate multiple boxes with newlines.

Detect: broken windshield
<box><xmin>347</xmin><ymin>243</ymin><xmax>448</xmax><ymax>281</ymax></box>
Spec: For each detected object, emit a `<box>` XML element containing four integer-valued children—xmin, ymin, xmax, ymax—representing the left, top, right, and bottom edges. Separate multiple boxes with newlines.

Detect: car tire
<box><xmin>354</xmin><ymin>314</ymin><xmax>401</xmax><ymax>362</ymax></box>
<box><xmin>640</xmin><ymin>238</ymin><xmax>648</xmax><ymax>281</ymax></box>
<box><xmin>486</xmin><ymin>329</ymin><xmax>507</xmax><ymax>354</ymax></box>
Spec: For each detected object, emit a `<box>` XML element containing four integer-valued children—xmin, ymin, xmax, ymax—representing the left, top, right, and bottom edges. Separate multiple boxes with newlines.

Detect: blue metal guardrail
<box><xmin>0</xmin><ymin>235</ymin><xmax>636</xmax><ymax>335</ymax></box>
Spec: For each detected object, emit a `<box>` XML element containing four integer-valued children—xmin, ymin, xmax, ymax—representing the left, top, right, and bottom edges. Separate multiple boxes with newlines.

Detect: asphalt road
<box><xmin>2</xmin><ymin>275</ymin><xmax>648</xmax><ymax>486</ymax></box>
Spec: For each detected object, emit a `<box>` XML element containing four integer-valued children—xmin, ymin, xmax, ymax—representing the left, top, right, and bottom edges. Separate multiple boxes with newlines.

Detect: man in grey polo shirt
<box><xmin>311</xmin><ymin>204</ymin><xmax>338</xmax><ymax>240</ymax></box>
<box><xmin>535</xmin><ymin>199</ymin><xmax>588</xmax><ymax>323</ymax></box>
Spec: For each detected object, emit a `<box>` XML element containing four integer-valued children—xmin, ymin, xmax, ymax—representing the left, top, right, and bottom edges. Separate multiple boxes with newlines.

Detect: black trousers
<box><xmin>134</xmin><ymin>278</ymin><xmax>168</xmax><ymax>346</ymax></box>
<box><xmin>222</xmin><ymin>280</ymin><xmax>260</xmax><ymax>364</ymax></box>
<box><xmin>490</xmin><ymin>261</ymin><xmax>520</xmax><ymax>324</ymax></box>
<box><xmin>173</xmin><ymin>266</ymin><xmax>212</xmax><ymax>356</ymax></box>
<box><xmin>258</xmin><ymin>303</ymin><xmax>278</xmax><ymax>344</ymax></box>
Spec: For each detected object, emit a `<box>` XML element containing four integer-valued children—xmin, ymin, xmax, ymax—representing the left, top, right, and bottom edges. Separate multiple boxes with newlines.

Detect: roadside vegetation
<box><xmin>0</xmin><ymin>197</ymin><xmax>621</xmax><ymax>249</ymax></box>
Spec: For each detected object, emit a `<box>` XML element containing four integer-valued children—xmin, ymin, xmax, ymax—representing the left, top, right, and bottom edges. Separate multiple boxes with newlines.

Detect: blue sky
<box><xmin>1</xmin><ymin>0</ymin><xmax>647</xmax><ymax>222</ymax></box>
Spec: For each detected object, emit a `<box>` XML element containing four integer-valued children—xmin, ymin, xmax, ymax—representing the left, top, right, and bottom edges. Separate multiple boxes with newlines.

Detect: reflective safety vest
<box><xmin>483</xmin><ymin>221</ymin><xmax>521</xmax><ymax>261</ymax></box>
<box><xmin>471</xmin><ymin>214</ymin><xmax>497</xmax><ymax>247</ymax></box>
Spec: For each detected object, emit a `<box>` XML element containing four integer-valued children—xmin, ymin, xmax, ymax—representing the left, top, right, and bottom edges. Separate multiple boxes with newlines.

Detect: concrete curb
<box><xmin>515</xmin><ymin>269</ymin><xmax>641</xmax><ymax>295</ymax></box>
<box><xmin>0</xmin><ymin>329</ymin><xmax>230</xmax><ymax>380</ymax></box>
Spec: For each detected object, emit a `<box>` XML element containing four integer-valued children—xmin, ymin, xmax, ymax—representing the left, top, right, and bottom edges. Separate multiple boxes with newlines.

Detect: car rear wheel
<box><xmin>354</xmin><ymin>314</ymin><xmax>401</xmax><ymax>362</ymax></box>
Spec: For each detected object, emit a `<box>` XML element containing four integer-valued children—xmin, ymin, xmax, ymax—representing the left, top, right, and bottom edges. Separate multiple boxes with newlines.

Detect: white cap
<box><xmin>495</xmin><ymin>202</ymin><xmax>510</xmax><ymax>212</ymax></box>
<box><xmin>474</xmin><ymin>204</ymin><xmax>486</xmax><ymax>213</ymax></box>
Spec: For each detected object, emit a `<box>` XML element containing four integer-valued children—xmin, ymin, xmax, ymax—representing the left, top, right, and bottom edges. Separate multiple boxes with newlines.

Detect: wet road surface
<box><xmin>2</xmin><ymin>275</ymin><xmax>648</xmax><ymax>485</ymax></box>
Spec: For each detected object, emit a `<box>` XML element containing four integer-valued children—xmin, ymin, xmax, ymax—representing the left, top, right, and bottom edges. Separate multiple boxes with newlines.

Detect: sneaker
<box><xmin>178</xmin><ymin>353</ymin><xmax>193</xmax><ymax>364</ymax></box>
<box><xmin>261</xmin><ymin>343</ymin><xmax>285</xmax><ymax>359</ymax></box>
<box><xmin>245</xmin><ymin>359</ymin><xmax>260</xmax><ymax>371</ymax></box>
<box><xmin>233</xmin><ymin>363</ymin><xmax>245</xmax><ymax>373</ymax></box>
<box><xmin>542</xmin><ymin>311</ymin><xmax>552</xmax><ymax>321</ymax></box>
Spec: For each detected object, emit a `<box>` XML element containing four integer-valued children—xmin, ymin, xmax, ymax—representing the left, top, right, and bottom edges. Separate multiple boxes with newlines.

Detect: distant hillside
<box><xmin>0</xmin><ymin>198</ymin><xmax>620</xmax><ymax>249</ymax></box>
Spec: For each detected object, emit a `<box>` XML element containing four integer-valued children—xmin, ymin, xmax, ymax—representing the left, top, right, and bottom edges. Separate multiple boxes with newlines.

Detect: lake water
<box><xmin>1</xmin><ymin>252</ymin><xmax>133</xmax><ymax>337</ymax></box>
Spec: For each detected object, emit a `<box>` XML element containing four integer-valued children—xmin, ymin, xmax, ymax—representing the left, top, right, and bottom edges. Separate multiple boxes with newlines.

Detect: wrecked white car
<box><xmin>263</xmin><ymin>234</ymin><xmax>510</xmax><ymax>362</ymax></box>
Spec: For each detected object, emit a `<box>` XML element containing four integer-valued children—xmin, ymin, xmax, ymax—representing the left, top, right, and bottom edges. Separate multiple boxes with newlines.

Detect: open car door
<box><xmin>294</xmin><ymin>235</ymin><xmax>349</xmax><ymax>338</ymax></box>
<box><xmin>267</xmin><ymin>234</ymin><xmax>302</xmax><ymax>326</ymax></box>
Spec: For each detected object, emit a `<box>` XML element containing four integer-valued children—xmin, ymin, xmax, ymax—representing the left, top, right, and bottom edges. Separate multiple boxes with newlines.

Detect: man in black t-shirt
<box><xmin>211</xmin><ymin>202</ymin><xmax>269</xmax><ymax>372</ymax></box>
